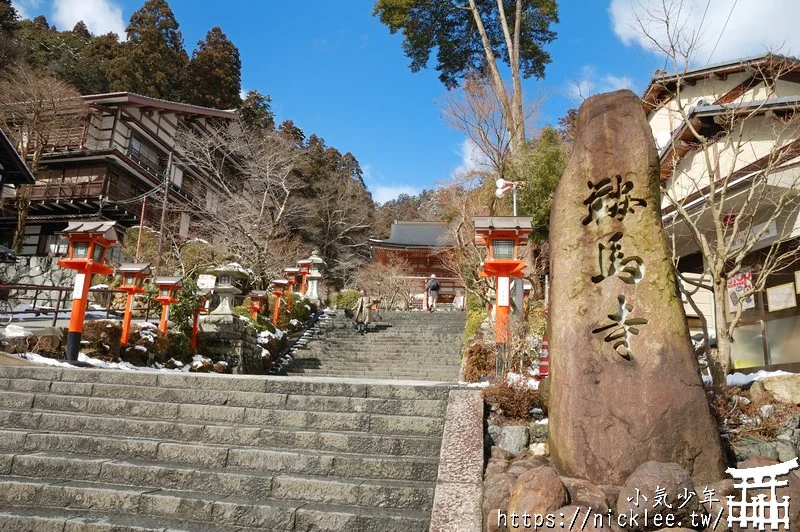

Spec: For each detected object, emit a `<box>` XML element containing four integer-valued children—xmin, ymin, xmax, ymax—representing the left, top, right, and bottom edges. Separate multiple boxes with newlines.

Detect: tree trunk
<box><xmin>709</xmin><ymin>279</ymin><xmax>733</xmax><ymax>387</ymax></box>
<box><xmin>11</xmin><ymin>192</ymin><xmax>31</xmax><ymax>253</ymax></box>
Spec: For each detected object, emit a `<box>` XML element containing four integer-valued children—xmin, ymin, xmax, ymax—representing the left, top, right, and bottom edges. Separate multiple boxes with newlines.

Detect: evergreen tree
<box><xmin>108</xmin><ymin>0</ymin><xmax>188</xmax><ymax>100</ymax></box>
<box><xmin>239</xmin><ymin>90</ymin><xmax>274</xmax><ymax>131</ymax></box>
<box><xmin>184</xmin><ymin>26</ymin><xmax>241</xmax><ymax>109</ymax></box>
<box><xmin>0</xmin><ymin>0</ymin><xmax>18</xmax><ymax>35</ymax></box>
<box><xmin>72</xmin><ymin>21</ymin><xmax>91</xmax><ymax>39</ymax></box>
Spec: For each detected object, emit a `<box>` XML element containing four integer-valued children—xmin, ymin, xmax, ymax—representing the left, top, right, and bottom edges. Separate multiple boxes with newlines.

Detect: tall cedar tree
<box><xmin>239</xmin><ymin>90</ymin><xmax>275</xmax><ymax>131</ymax></box>
<box><xmin>108</xmin><ymin>0</ymin><xmax>188</xmax><ymax>101</ymax></box>
<box><xmin>0</xmin><ymin>0</ymin><xmax>18</xmax><ymax>34</ymax></box>
<box><xmin>184</xmin><ymin>26</ymin><xmax>241</xmax><ymax>109</ymax></box>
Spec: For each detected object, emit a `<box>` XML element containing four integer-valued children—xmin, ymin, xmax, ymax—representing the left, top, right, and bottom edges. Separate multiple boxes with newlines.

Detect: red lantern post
<box><xmin>271</xmin><ymin>279</ymin><xmax>289</xmax><ymax>326</ymax></box>
<box><xmin>116</xmin><ymin>263</ymin><xmax>152</xmax><ymax>346</ymax></box>
<box><xmin>283</xmin><ymin>267</ymin><xmax>300</xmax><ymax>310</ymax></box>
<box><xmin>248</xmin><ymin>290</ymin><xmax>268</xmax><ymax>321</ymax></box>
<box><xmin>473</xmin><ymin>216</ymin><xmax>532</xmax><ymax>372</ymax></box>
<box><xmin>153</xmin><ymin>277</ymin><xmax>182</xmax><ymax>333</ymax></box>
<box><xmin>57</xmin><ymin>221</ymin><xmax>119</xmax><ymax>363</ymax></box>
<box><xmin>297</xmin><ymin>260</ymin><xmax>311</xmax><ymax>295</ymax></box>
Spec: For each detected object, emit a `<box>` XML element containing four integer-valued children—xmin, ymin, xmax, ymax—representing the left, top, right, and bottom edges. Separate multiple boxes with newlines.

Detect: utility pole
<box><xmin>154</xmin><ymin>152</ymin><xmax>173</xmax><ymax>274</ymax></box>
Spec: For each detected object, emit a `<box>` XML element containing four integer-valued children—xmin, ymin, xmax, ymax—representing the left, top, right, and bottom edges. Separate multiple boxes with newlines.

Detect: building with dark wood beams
<box><xmin>0</xmin><ymin>92</ymin><xmax>240</xmax><ymax>258</ymax></box>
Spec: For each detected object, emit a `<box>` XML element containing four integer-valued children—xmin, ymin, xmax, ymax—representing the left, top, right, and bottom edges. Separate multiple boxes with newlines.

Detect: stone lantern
<box><xmin>117</xmin><ymin>263</ymin><xmax>151</xmax><ymax>346</ymax></box>
<box><xmin>153</xmin><ymin>277</ymin><xmax>182</xmax><ymax>333</ymax></box>
<box><xmin>298</xmin><ymin>250</ymin><xmax>325</xmax><ymax>304</ymax></box>
<box><xmin>473</xmin><ymin>216</ymin><xmax>532</xmax><ymax>366</ymax></box>
<box><xmin>207</xmin><ymin>264</ymin><xmax>248</xmax><ymax>317</ymax></box>
<box><xmin>57</xmin><ymin>220</ymin><xmax>119</xmax><ymax>362</ymax></box>
<box><xmin>270</xmin><ymin>279</ymin><xmax>289</xmax><ymax>326</ymax></box>
<box><xmin>248</xmin><ymin>290</ymin><xmax>268</xmax><ymax>321</ymax></box>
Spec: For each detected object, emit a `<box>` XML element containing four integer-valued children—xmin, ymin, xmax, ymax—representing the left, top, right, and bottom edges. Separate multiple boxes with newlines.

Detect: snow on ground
<box><xmin>728</xmin><ymin>369</ymin><xmax>795</xmax><ymax>387</ymax></box>
<box><xmin>290</xmin><ymin>319</ymin><xmax>301</xmax><ymax>327</ymax></box>
<box><xmin>89</xmin><ymin>284</ymin><xmax>109</xmax><ymax>290</ymax></box>
<box><xmin>14</xmin><ymin>352</ymin><xmax>164</xmax><ymax>372</ymax></box>
<box><xmin>258</xmin><ymin>329</ymin><xmax>284</xmax><ymax>342</ymax></box>
<box><xmin>1</xmin><ymin>325</ymin><xmax>32</xmax><ymax>338</ymax></box>
<box><xmin>461</xmin><ymin>372</ymin><xmax>541</xmax><ymax>389</ymax></box>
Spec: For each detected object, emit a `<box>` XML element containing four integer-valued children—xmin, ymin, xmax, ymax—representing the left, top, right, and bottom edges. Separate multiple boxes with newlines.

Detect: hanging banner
<box><xmin>727</xmin><ymin>270</ymin><xmax>755</xmax><ymax>313</ymax></box>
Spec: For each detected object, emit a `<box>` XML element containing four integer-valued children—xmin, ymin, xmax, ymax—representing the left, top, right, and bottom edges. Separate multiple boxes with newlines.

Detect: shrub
<box><xmin>482</xmin><ymin>378</ymin><xmax>540</xmax><ymax>420</ymax></box>
<box><xmin>165</xmin><ymin>331</ymin><xmax>191</xmax><ymax>363</ymax></box>
<box><xmin>462</xmin><ymin>341</ymin><xmax>496</xmax><ymax>383</ymax></box>
<box><xmin>233</xmin><ymin>305</ymin><xmax>273</xmax><ymax>333</ymax></box>
<box><xmin>463</xmin><ymin>308</ymin><xmax>488</xmax><ymax>344</ymax></box>
<box><xmin>82</xmin><ymin>319</ymin><xmax>122</xmax><ymax>361</ymax></box>
<box><xmin>170</xmin><ymin>277</ymin><xmax>200</xmax><ymax>336</ymax></box>
<box><xmin>331</xmin><ymin>289</ymin><xmax>360</xmax><ymax>309</ymax></box>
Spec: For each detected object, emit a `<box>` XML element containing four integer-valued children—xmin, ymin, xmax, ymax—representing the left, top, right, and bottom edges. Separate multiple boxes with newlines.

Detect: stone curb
<box><xmin>429</xmin><ymin>388</ymin><xmax>484</xmax><ymax>532</ymax></box>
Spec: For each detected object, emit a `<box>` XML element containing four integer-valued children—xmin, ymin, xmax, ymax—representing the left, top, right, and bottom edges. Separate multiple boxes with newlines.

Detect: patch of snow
<box><xmin>1</xmin><ymin>325</ymin><xmax>32</xmax><ymax>338</ymax></box>
<box><xmin>304</xmin><ymin>305</ymin><xmax>311</xmax><ymax>311</ymax></box>
<box><xmin>90</xmin><ymin>284</ymin><xmax>109</xmax><ymax>290</ymax></box>
<box><xmin>187</xmin><ymin>238</ymin><xmax>210</xmax><ymax>245</ymax></box>
<box><xmin>133</xmin><ymin>345</ymin><xmax>147</xmax><ymax>352</ymax></box>
<box><xmin>290</xmin><ymin>319</ymin><xmax>301</xmax><ymax>326</ymax></box>
<box><xmin>463</xmin><ymin>381</ymin><xmax>490</xmax><ymax>388</ymax></box>
<box><xmin>190</xmin><ymin>354</ymin><xmax>211</xmax><ymax>369</ymax></box>
<box><xmin>20</xmin><ymin>353</ymin><xmax>72</xmax><ymax>367</ymax></box>
<box><xmin>506</xmin><ymin>372</ymin><xmax>540</xmax><ymax>390</ymax></box>
<box><xmin>728</xmin><ymin>369</ymin><xmax>795</xmax><ymax>387</ymax></box>
<box><xmin>139</xmin><ymin>322</ymin><xmax>157</xmax><ymax>329</ymax></box>
<box><xmin>216</xmin><ymin>360</ymin><xmax>228</xmax><ymax>366</ymax></box>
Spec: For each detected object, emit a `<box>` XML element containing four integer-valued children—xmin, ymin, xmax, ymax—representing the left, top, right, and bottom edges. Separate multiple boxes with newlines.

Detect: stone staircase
<box><xmin>0</xmin><ymin>366</ymin><xmax>454</xmax><ymax>531</ymax></box>
<box><xmin>285</xmin><ymin>311</ymin><xmax>466</xmax><ymax>382</ymax></box>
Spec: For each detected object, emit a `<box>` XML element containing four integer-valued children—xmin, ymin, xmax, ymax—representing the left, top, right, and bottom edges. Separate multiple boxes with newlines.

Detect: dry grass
<box><xmin>482</xmin><ymin>378</ymin><xmax>540</xmax><ymax>420</ymax></box>
<box><xmin>710</xmin><ymin>386</ymin><xmax>800</xmax><ymax>442</ymax></box>
<box><xmin>462</xmin><ymin>342</ymin><xmax>496</xmax><ymax>383</ymax></box>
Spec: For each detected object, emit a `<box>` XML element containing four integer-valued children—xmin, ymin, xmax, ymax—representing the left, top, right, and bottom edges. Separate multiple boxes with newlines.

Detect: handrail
<box><xmin>0</xmin><ymin>283</ymin><xmax>130</xmax><ymax>327</ymax></box>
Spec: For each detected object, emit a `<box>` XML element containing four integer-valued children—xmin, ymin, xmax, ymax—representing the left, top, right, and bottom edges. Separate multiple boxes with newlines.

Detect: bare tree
<box><xmin>355</xmin><ymin>256</ymin><xmax>417</xmax><ymax>310</ymax></box>
<box><xmin>632</xmin><ymin>0</ymin><xmax>800</xmax><ymax>384</ymax></box>
<box><xmin>174</xmin><ymin>122</ymin><xmax>301</xmax><ymax>287</ymax></box>
<box><xmin>0</xmin><ymin>64</ymin><xmax>87</xmax><ymax>251</ymax></box>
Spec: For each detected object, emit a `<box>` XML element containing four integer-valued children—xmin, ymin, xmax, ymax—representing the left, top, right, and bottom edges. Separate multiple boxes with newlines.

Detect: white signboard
<box><xmin>72</xmin><ymin>273</ymin><xmax>85</xmax><ymax>300</ymax></box>
<box><xmin>731</xmin><ymin>220</ymin><xmax>778</xmax><ymax>250</ymax></box>
<box><xmin>727</xmin><ymin>270</ymin><xmax>755</xmax><ymax>313</ymax></box>
<box><xmin>497</xmin><ymin>277</ymin><xmax>510</xmax><ymax>307</ymax></box>
<box><xmin>767</xmin><ymin>282</ymin><xmax>797</xmax><ymax>312</ymax></box>
<box><xmin>197</xmin><ymin>274</ymin><xmax>216</xmax><ymax>291</ymax></box>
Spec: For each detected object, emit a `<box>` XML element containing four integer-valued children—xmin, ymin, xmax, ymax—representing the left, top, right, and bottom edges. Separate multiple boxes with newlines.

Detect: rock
<box><xmin>212</xmin><ymin>361</ymin><xmax>231</xmax><ymax>374</ymax></box>
<box><xmin>731</xmin><ymin>436</ymin><xmax>779</xmax><ymax>462</ymax></box>
<box><xmin>31</xmin><ymin>326</ymin><xmax>66</xmax><ymax>355</ymax></box>
<box><xmin>483</xmin><ymin>472</ymin><xmax>515</xmax><ymax>532</ymax></box>
<box><xmin>538</xmin><ymin>376</ymin><xmax>550</xmax><ymax>413</ymax></box>
<box><xmin>513</xmin><ymin>455</ymin><xmax>549</xmax><ymax>470</ymax></box>
<box><xmin>527</xmin><ymin>423</ymin><xmax>548</xmax><ymax>444</ymax></box>
<box><xmin>120</xmin><ymin>345</ymin><xmax>149</xmax><ymax>366</ymax></box>
<box><xmin>509</xmin><ymin>466</ymin><xmax>569</xmax><ymax>518</ymax></box>
<box><xmin>490</xmin><ymin>446</ymin><xmax>514</xmax><ymax>461</ymax></box>
<box><xmin>748</xmin><ymin>380</ymin><xmax>773</xmax><ymax>404</ymax></box>
<box><xmin>543</xmin><ymin>505</ymin><xmax>605</xmax><ymax>530</ymax></box>
<box><xmin>599</xmin><ymin>485</ymin><xmax>622</xmax><ymax>510</ymax></box>
<box><xmin>562</xmin><ymin>477</ymin><xmax>610</xmax><ymax>512</ymax></box>
<box><xmin>547</xmin><ymin>89</ymin><xmax>726</xmax><ymax>486</ymax></box>
<box><xmin>506</xmin><ymin>464</ymin><xmax>532</xmax><ymax>476</ymax></box>
<box><xmin>775</xmin><ymin>428</ymin><xmax>800</xmax><ymax>462</ymax></box>
<box><xmin>735</xmin><ymin>456</ymin><xmax>800</xmax><ymax>530</ymax></box>
<box><xmin>762</xmin><ymin>375</ymin><xmax>800</xmax><ymax>404</ymax></box>
<box><xmin>488</xmin><ymin>424</ymin><xmax>529</xmax><ymax>456</ymax></box>
<box><xmin>617</xmin><ymin>461</ymin><xmax>699</xmax><ymax>531</ymax></box>
<box><xmin>759</xmin><ymin>404</ymin><xmax>775</xmax><ymax>419</ymax></box>
<box><xmin>485</xmin><ymin>458</ymin><xmax>509</xmax><ymax>476</ymax></box>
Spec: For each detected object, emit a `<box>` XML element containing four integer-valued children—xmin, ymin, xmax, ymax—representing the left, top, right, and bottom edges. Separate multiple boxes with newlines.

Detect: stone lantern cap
<box><xmin>153</xmin><ymin>276</ymin><xmax>183</xmax><ymax>288</ymax></box>
<box><xmin>207</xmin><ymin>263</ymin><xmax>250</xmax><ymax>284</ymax></box>
<box><xmin>249</xmin><ymin>290</ymin><xmax>268</xmax><ymax>299</ymax></box>
<box><xmin>117</xmin><ymin>263</ymin><xmax>151</xmax><ymax>275</ymax></box>
<box><xmin>61</xmin><ymin>220</ymin><xmax>120</xmax><ymax>242</ymax></box>
<box><xmin>271</xmin><ymin>279</ymin><xmax>289</xmax><ymax>288</ymax></box>
<box><xmin>284</xmin><ymin>267</ymin><xmax>301</xmax><ymax>274</ymax></box>
<box><xmin>298</xmin><ymin>250</ymin><xmax>326</xmax><ymax>266</ymax></box>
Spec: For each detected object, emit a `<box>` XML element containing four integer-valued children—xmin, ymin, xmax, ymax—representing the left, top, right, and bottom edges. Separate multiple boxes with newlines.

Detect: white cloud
<box><xmin>451</xmin><ymin>138</ymin><xmax>492</xmax><ymax>178</ymax></box>
<box><xmin>371</xmin><ymin>185</ymin><xmax>421</xmax><ymax>204</ymax></box>
<box><xmin>565</xmin><ymin>65</ymin><xmax>636</xmax><ymax>102</ymax></box>
<box><xmin>362</xmin><ymin>164</ymin><xmax>421</xmax><ymax>204</ymax></box>
<box><xmin>52</xmin><ymin>0</ymin><xmax>126</xmax><ymax>38</ymax></box>
<box><xmin>610</xmin><ymin>0</ymin><xmax>800</xmax><ymax>65</ymax></box>
<box><xmin>11</xmin><ymin>0</ymin><xmax>43</xmax><ymax>20</ymax></box>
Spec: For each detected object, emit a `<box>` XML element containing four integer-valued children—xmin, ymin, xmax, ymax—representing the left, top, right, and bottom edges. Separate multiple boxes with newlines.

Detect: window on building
<box><xmin>130</xmin><ymin>136</ymin><xmax>165</xmax><ymax>175</ymax></box>
<box><xmin>44</xmin><ymin>235</ymin><xmax>69</xmax><ymax>257</ymax></box>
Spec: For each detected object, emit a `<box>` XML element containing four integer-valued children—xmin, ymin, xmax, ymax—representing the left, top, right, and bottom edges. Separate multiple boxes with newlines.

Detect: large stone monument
<box><xmin>548</xmin><ymin>90</ymin><xmax>726</xmax><ymax>486</ymax></box>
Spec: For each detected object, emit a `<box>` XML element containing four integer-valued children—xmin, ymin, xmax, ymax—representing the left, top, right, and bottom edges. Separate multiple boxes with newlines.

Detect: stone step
<box><xmin>0</xmin><ymin>422</ymin><xmax>441</xmax><ymax>459</ymax></box>
<box><xmin>0</xmin><ymin>367</ymin><xmax>453</xmax><ymax>401</ymax></box>
<box><xmin>0</xmin><ymin>382</ymin><xmax>447</xmax><ymax>417</ymax></box>
<box><xmin>287</xmin><ymin>371</ymin><xmax>458</xmax><ymax>381</ymax></box>
<box><xmin>0</xmin><ymin>477</ymin><xmax>430</xmax><ymax>531</ymax></box>
<box><xmin>1</xmin><ymin>451</ymin><xmax>434</xmax><ymax>510</ymax></box>
<box><xmin>0</xmin><ymin>429</ymin><xmax>439</xmax><ymax>482</ymax></box>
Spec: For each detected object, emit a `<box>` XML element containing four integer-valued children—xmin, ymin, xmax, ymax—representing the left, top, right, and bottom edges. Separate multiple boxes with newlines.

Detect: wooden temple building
<box><xmin>368</xmin><ymin>221</ymin><xmax>464</xmax><ymax>307</ymax></box>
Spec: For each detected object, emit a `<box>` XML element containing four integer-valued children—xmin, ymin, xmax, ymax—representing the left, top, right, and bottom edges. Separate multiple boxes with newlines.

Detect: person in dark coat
<box><xmin>425</xmin><ymin>274</ymin><xmax>440</xmax><ymax>312</ymax></box>
<box><xmin>352</xmin><ymin>289</ymin><xmax>371</xmax><ymax>334</ymax></box>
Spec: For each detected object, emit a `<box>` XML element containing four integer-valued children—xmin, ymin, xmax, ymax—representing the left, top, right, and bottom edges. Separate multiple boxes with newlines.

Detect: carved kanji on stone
<box><xmin>591</xmin><ymin>232</ymin><xmax>644</xmax><ymax>285</ymax></box>
<box><xmin>582</xmin><ymin>174</ymin><xmax>647</xmax><ymax>226</ymax></box>
<box><xmin>591</xmin><ymin>295</ymin><xmax>648</xmax><ymax>360</ymax></box>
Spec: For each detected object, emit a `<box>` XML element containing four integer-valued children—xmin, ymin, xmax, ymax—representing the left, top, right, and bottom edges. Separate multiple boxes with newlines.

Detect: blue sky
<box><xmin>12</xmin><ymin>0</ymin><xmax>800</xmax><ymax>203</ymax></box>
